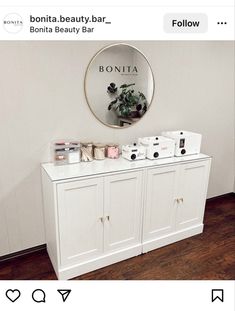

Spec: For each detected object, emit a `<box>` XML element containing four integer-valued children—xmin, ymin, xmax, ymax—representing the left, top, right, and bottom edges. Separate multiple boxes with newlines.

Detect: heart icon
<box><xmin>6</xmin><ymin>289</ymin><xmax>21</xmax><ymax>302</ymax></box>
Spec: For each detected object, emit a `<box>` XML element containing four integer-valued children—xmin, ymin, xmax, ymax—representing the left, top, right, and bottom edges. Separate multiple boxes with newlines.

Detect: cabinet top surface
<box><xmin>42</xmin><ymin>153</ymin><xmax>211</xmax><ymax>182</ymax></box>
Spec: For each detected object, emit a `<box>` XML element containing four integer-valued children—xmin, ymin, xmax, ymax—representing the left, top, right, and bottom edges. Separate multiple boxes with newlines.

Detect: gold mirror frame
<box><xmin>84</xmin><ymin>43</ymin><xmax>155</xmax><ymax>129</ymax></box>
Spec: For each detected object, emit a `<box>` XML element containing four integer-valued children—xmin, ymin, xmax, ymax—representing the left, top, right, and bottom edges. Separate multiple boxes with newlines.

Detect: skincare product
<box><xmin>107</xmin><ymin>144</ymin><xmax>119</xmax><ymax>159</ymax></box>
<box><xmin>68</xmin><ymin>147</ymin><xmax>81</xmax><ymax>164</ymax></box>
<box><xmin>94</xmin><ymin>144</ymin><xmax>106</xmax><ymax>160</ymax></box>
<box><xmin>52</xmin><ymin>140</ymin><xmax>81</xmax><ymax>165</ymax></box>
<box><xmin>81</xmin><ymin>142</ymin><xmax>94</xmax><ymax>162</ymax></box>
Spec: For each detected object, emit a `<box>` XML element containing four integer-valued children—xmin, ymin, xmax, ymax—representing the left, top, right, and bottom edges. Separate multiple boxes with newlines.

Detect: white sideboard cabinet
<box><xmin>41</xmin><ymin>154</ymin><xmax>211</xmax><ymax>279</ymax></box>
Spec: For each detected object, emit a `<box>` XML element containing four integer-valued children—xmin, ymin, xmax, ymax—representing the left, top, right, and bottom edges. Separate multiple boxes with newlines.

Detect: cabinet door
<box><xmin>176</xmin><ymin>160</ymin><xmax>211</xmax><ymax>230</ymax></box>
<box><xmin>143</xmin><ymin>166</ymin><xmax>178</xmax><ymax>241</ymax></box>
<box><xmin>57</xmin><ymin>178</ymin><xmax>104</xmax><ymax>266</ymax></box>
<box><xmin>104</xmin><ymin>171</ymin><xmax>142</xmax><ymax>252</ymax></box>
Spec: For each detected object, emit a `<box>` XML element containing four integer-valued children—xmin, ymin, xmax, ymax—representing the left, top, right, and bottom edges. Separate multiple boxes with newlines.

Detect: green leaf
<box><xmin>120</xmin><ymin>83</ymin><xmax>135</xmax><ymax>89</ymax></box>
<box><xmin>110</xmin><ymin>99</ymin><xmax>118</xmax><ymax>104</ymax></box>
<box><xmin>138</xmin><ymin>92</ymin><xmax>146</xmax><ymax>100</ymax></box>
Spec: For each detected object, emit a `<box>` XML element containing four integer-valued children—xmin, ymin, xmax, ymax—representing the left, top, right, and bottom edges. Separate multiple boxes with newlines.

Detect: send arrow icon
<box><xmin>57</xmin><ymin>289</ymin><xmax>71</xmax><ymax>302</ymax></box>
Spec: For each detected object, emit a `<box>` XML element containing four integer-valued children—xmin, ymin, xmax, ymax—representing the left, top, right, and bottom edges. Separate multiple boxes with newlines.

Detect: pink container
<box><xmin>107</xmin><ymin>144</ymin><xmax>119</xmax><ymax>159</ymax></box>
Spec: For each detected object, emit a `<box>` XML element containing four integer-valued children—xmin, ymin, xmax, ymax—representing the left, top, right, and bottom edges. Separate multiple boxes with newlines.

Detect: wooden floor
<box><xmin>0</xmin><ymin>194</ymin><xmax>234</xmax><ymax>280</ymax></box>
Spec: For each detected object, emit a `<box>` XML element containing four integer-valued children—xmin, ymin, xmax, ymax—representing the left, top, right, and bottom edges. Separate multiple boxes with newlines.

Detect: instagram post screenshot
<box><xmin>0</xmin><ymin>0</ymin><xmax>234</xmax><ymax>310</ymax></box>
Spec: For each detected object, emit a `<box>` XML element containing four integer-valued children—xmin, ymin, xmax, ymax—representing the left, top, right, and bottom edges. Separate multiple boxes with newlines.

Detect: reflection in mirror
<box><xmin>85</xmin><ymin>44</ymin><xmax>154</xmax><ymax>128</ymax></box>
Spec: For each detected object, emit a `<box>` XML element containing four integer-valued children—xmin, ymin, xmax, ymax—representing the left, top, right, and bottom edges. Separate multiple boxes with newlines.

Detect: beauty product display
<box><xmin>122</xmin><ymin>143</ymin><xmax>146</xmax><ymax>161</ymax></box>
<box><xmin>138</xmin><ymin>136</ymin><xmax>175</xmax><ymax>160</ymax></box>
<box><xmin>51</xmin><ymin>130</ymin><xmax>202</xmax><ymax>165</ymax></box>
<box><xmin>106</xmin><ymin>144</ymin><xmax>119</xmax><ymax>159</ymax></box>
<box><xmin>94</xmin><ymin>143</ymin><xmax>106</xmax><ymax>160</ymax></box>
<box><xmin>162</xmin><ymin>131</ymin><xmax>202</xmax><ymax>157</ymax></box>
<box><xmin>52</xmin><ymin>141</ymin><xmax>81</xmax><ymax>165</ymax></box>
<box><xmin>81</xmin><ymin>143</ymin><xmax>94</xmax><ymax>162</ymax></box>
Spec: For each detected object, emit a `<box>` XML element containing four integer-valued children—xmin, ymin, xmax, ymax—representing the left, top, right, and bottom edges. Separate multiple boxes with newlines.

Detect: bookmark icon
<box><xmin>212</xmin><ymin>289</ymin><xmax>224</xmax><ymax>302</ymax></box>
<box><xmin>57</xmin><ymin>289</ymin><xmax>71</xmax><ymax>302</ymax></box>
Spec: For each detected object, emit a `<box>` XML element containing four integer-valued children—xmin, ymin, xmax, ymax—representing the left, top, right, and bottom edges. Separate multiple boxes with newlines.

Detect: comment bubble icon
<box><xmin>32</xmin><ymin>289</ymin><xmax>46</xmax><ymax>303</ymax></box>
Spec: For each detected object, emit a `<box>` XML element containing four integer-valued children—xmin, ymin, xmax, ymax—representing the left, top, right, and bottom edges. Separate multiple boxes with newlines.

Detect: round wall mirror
<box><xmin>84</xmin><ymin>43</ymin><xmax>155</xmax><ymax>128</ymax></box>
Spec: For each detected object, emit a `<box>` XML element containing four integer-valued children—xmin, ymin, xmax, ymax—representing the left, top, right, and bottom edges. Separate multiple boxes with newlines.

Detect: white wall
<box><xmin>0</xmin><ymin>41</ymin><xmax>234</xmax><ymax>255</ymax></box>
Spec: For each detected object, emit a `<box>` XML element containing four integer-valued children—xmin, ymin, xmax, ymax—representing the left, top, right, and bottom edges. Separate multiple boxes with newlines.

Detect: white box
<box><xmin>122</xmin><ymin>144</ymin><xmax>146</xmax><ymax>161</ymax></box>
<box><xmin>161</xmin><ymin>131</ymin><xmax>202</xmax><ymax>156</ymax></box>
<box><xmin>138</xmin><ymin>136</ymin><xmax>175</xmax><ymax>159</ymax></box>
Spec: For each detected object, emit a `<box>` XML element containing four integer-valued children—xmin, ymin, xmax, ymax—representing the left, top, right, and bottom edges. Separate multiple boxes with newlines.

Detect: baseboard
<box><xmin>142</xmin><ymin>224</ymin><xmax>203</xmax><ymax>253</ymax></box>
<box><xmin>0</xmin><ymin>244</ymin><xmax>46</xmax><ymax>262</ymax></box>
<box><xmin>206</xmin><ymin>192</ymin><xmax>235</xmax><ymax>203</ymax></box>
<box><xmin>57</xmin><ymin>244</ymin><xmax>142</xmax><ymax>280</ymax></box>
<box><xmin>47</xmin><ymin>246</ymin><xmax>58</xmax><ymax>277</ymax></box>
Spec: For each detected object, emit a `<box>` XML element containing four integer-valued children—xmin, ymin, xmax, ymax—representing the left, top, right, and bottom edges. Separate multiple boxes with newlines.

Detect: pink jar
<box><xmin>107</xmin><ymin>144</ymin><xmax>119</xmax><ymax>159</ymax></box>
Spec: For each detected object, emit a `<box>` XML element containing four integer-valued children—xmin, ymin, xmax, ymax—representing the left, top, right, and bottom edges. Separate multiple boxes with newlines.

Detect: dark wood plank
<box><xmin>0</xmin><ymin>193</ymin><xmax>234</xmax><ymax>280</ymax></box>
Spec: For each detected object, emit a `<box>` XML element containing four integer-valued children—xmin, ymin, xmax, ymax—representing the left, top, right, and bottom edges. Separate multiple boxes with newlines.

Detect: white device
<box><xmin>138</xmin><ymin>136</ymin><xmax>175</xmax><ymax>160</ymax></box>
<box><xmin>161</xmin><ymin>130</ymin><xmax>202</xmax><ymax>156</ymax></box>
<box><xmin>122</xmin><ymin>143</ymin><xmax>146</xmax><ymax>161</ymax></box>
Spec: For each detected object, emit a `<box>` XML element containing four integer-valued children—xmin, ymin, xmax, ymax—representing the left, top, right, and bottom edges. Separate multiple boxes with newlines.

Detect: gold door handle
<box><xmin>99</xmin><ymin>216</ymin><xmax>110</xmax><ymax>222</ymax></box>
<box><xmin>175</xmin><ymin>198</ymin><xmax>183</xmax><ymax>204</ymax></box>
